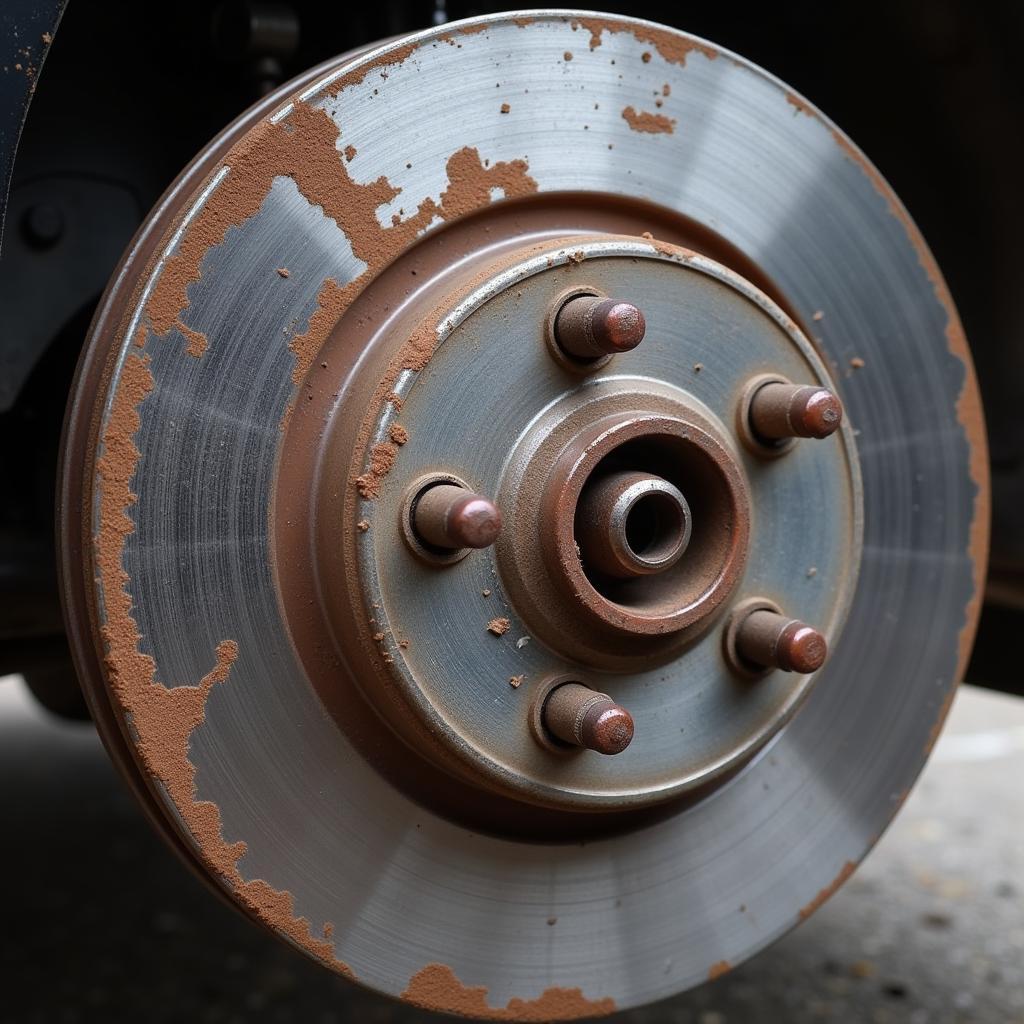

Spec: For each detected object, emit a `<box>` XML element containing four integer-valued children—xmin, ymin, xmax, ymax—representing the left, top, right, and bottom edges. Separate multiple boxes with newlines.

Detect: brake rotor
<box><xmin>59</xmin><ymin>10</ymin><xmax>987</xmax><ymax>1018</ymax></box>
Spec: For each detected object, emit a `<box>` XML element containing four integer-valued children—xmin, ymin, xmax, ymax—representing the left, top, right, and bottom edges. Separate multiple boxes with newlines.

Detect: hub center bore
<box><xmin>577</xmin><ymin>470</ymin><xmax>692</xmax><ymax>579</ymax></box>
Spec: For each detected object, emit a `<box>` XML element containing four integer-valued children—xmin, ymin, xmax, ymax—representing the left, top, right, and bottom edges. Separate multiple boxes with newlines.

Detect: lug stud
<box><xmin>735</xmin><ymin>608</ymin><xmax>828</xmax><ymax>673</ymax></box>
<box><xmin>554</xmin><ymin>295</ymin><xmax>646</xmax><ymax>360</ymax></box>
<box><xmin>749</xmin><ymin>381</ymin><xmax>843</xmax><ymax>441</ymax></box>
<box><xmin>413</xmin><ymin>484</ymin><xmax>502</xmax><ymax>550</ymax></box>
<box><xmin>543</xmin><ymin>682</ymin><xmax>634</xmax><ymax>755</ymax></box>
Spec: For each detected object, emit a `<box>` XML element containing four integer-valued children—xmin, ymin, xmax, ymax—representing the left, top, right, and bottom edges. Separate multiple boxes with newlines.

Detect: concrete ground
<box><xmin>3</xmin><ymin>678</ymin><xmax>1022</xmax><ymax>1024</ymax></box>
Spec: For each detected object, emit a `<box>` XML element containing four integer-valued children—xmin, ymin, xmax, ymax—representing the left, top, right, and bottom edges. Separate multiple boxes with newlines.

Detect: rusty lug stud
<box><xmin>749</xmin><ymin>381</ymin><xmax>843</xmax><ymax>441</ymax></box>
<box><xmin>576</xmin><ymin>471</ymin><xmax>692</xmax><ymax>579</ymax></box>
<box><xmin>413</xmin><ymin>484</ymin><xmax>503</xmax><ymax>550</ymax></box>
<box><xmin>554</xmin><ymin>295</ymin><xmax>647</xmax><ymax>360</ymax></box>
<box><xmin>543</xmin><ymin>682</ymin><xmax>635</xmax><ymax>755</ymax></box>
<box><xmin>736</xmin><ymin>609</ymin><xmax>828</xmax><ymax>673</ymax></box>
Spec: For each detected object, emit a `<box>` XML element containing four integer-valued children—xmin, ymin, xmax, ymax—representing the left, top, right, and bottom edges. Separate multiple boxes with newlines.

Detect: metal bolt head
<box><xmin>554</xmin><ymin>295</ymin><xmax>647</xmax><ymax>360</ymax></box>
<box><xmin>414</xmin><ymin>484</ymin><xmax>502</xmax><ymax>550</ymax></box>
<box><xmin>749</xmin><ymin>381</ymin><xmax>843</xmax><ymax>441</ymax></box>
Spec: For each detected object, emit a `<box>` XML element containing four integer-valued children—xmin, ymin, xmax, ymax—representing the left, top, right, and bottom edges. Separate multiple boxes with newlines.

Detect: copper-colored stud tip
<box><xmin>736</xmin><ymin>609</ymin><xmax>828</xmax><ymax>673</ymax></box>
<box><xmin>554</xmin><ymin>295</ymin><xmax>647</xmax><ymax>360</ymax></box>
<box><xmin>414</xmin><ymin>484</ymin><xmax>502</xmax><ymax>550</ymax></box>
<box><xmin>543</xmin><ymin>682</ymin><xmax>634</xmax><ymax>755</ymax></box>
<box><xmin>749</xmin><ymin>382</ymin><xmax>843</xmax><ymax>441</ymax></box>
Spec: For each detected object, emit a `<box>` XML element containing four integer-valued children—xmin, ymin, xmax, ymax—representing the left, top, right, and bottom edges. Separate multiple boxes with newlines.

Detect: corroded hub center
<box><xmin>576</xmin><ymin>470</ymin><xmax>692</xmax><ymax>578</ymax></box>
<box><xmin>527</xmin><ymin>409</ymin><xmax>750</xmax><ymax>650</ymax></box>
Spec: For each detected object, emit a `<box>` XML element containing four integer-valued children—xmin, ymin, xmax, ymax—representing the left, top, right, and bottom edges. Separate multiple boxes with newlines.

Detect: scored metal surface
<box><xmin>88</xmin><ymin>11</ymin><xmax>980</xmax><ymax>1013</ymax></box>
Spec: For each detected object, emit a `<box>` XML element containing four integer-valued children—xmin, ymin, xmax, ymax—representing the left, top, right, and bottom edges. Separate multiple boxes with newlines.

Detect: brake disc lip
<box><xmin>57</xmin><ymin>10</ymin><xmax>986</xmax><ymax>1015</ymax></box>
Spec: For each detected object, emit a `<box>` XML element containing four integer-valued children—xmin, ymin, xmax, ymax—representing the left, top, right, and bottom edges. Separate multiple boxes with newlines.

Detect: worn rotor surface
<box><xmin>59</xmin><ymin>9</ymin><xmax>987</xmax><ymax>1020</ymax></box>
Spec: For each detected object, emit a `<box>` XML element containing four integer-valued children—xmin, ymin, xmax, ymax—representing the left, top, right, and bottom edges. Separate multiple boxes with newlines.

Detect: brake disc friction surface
<box><xmin>61</xmin><ymin>11</ymin><xmax>986</xmax><ymax>1018</ymax></box>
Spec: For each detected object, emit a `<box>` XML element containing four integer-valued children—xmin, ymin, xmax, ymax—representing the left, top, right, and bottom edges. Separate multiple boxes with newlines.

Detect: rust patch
<box><xmin>487</xmin><ymin>617</ymin><xmax>511</xmax><ymax>636</ymax></box>
<box><xmin>389</xmin><ymin>423</ymin><xmax>409</xmax><ymax>445</ymax></box>
<box><xmin>276</xmin><ymin>267</ymin><xmax>290</xmax><ymax>278</ymax></box>
<box><xmin>799</xmin><ymin>861</ymin><xmax>857</xmax><ymax>920</ymax></box>
<box><xmin>355</xmin><ymin>442</ymin><xmax>399</xmax><ymax>499</ymax></box>
<box><xmin>175</xmin><ymin>319</ymin><xmax>208</xmax><ymax>358</ymax></box>
<box><xmin>322</xmin><ymin>41</ymin><xmax>419</xmax><ymax>98</ymax></box>
<box><xmin>402</xmin><ymin>964</ymin><xmax>615</xmax><ymax>1020</ymax></box>
<box><xmin>707</xmin><ymin>961</ymin><xmax>731</xmax><ymax>981</ymax></box>
<box><xmin>573</xmin><ymin>17</ymin><xmax>719</xmax><ymax>64</ymax></box>
<box><xmin>95</xmin><ymin>353</ymin><xmax>350</xmax><ymax>973</ymax></box>
<box><xmin>500</xmin><ymin>102</ymin><xmax>511</xmax><ymax>114</ymax></box>
<box><xmin>785</xmin><ymin>91</ymin><xmax>815</xmax><ymax>118</ymax></box>
<box><xmin>621</xmin><ymin>106</ymin><xmax>676</xmax><ymax>134</ymax></box>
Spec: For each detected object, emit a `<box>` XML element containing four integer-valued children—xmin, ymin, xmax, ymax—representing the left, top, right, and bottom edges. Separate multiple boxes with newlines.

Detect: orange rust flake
<box><xmin>94</xmin><ymin>352</ymin><xmax>350</xmax><ymax>975</ymax></box>
<box><xmin>575</xmin><ymin>17</ymin><xmax>718</xmax><ymax>64</ymax></box>
<box><xmin>500</xmin><ymin>102</ymin><xmax>511</xmax><ymax>114</ymax></box>
<box><xmin>288</xmin><ymin>278</ymin><xmax>358</xmax><ymax>388</ymax></box>
<box><xmin>355</xmin><ymin>442</ymin><xmax>399</xmax><ymax>499</ymax></box>
<box><xmin>343</xmin><ymin>145</ymin><xmax>357</xmax><ymax>162</ymax></box>
<box><xmin>322</xmin><ymin>41</ymin><xmax>420</xmax><ymax>98</ymax></box>
<box><xmin>276</xmin><ymin>267</ymin><xmax>290</xmax><ymax>278</ymax></box>
<box><xmin>402</xmin><ymin>964</ymin><xmax>615</xmax><ymax>1021</ymax></box>
<box><xmin>563</xmin><ymin>51</ymin><xmax>573</xmax><ymax>61</ymax></box>
<box><xmin>389</xmin><ymin>424</ymin><xmax>409</xmax><ymax>445</ymax></box>
<box><xmin>487</xmin><ymin>617</ymin><xmax>511</xmax><ymax>636</ymax></box>
<box><xmin>621</xmin><ymin>106</ymin><xmax>676</xmax><ymax>134</ymax></box>
<box><xmin>785</xmin><ymin>91</ymin><xmax>816</xmax><ymax>118</ymax></box>
<box><xmin>707</xmin><ymin>961</ymin><xmax>731</xmax><ymax>981</ymax></box>
<box><xmin>176</xmin><ymin>319</ymin><xmax>209</xmax><ymax>358</ymax></box>
<box><xmin>799</xmin><ymin>861</ymin><xmax>857</xmax><ymax>920</ymax></box>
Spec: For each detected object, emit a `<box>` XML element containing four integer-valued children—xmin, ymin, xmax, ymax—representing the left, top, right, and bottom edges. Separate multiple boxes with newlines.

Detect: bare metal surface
<box><xmin>58</xmin><ymin>9</ymin><xmax>983</xmax><ymax>1015</ymax></box>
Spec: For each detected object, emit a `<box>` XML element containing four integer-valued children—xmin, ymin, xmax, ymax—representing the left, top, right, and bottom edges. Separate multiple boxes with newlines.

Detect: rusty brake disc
<box><xmin>58</xmin><ymin>10</ymin><xmax>987</xmax><ymax>1019</ymax></box>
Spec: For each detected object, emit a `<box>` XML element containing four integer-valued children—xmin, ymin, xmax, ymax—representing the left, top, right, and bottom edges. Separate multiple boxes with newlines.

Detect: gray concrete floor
<box><xmin>3</xmin><ymin>678</ymin><xmax>1023</xmax><ymax>1023</ymax></box>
